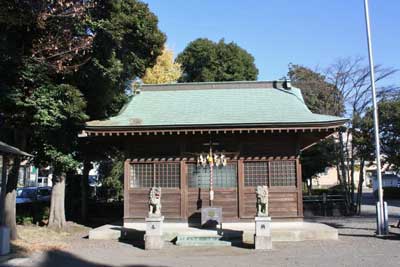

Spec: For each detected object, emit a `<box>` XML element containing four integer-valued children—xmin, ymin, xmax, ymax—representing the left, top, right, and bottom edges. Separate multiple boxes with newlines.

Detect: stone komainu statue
<box><xmin>148</xmin><ymin>187</ymin><xmax>162</xmax><ymax>217</ymax></box>
<box><xmin>256</xmin><ymin>185</ymin><xmax>269</xmax><ymax>217</ymax></box>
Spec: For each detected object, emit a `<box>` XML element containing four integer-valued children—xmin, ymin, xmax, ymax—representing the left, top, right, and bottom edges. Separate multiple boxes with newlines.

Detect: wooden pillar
<box><xmin>296</xmin><ymin>158</ymin><xmax>303</xmax><ymax>217</ymax></box>
<box><xmin>123</xmin><ymin>159</ymin><xmax>131</xmax><ymax>223</ymax></box>
<box><xmin>0</xmin><ymin>155</ymin><xmax>8</xmax><ymax>225</ymax></box>
<box><xmin>180</xmin><ymin>160</ymin><xmax>187</xmax><ymax>220</ymax></box>
<box><xmin>295</xmin><ymin>133</ymin><xmax>304</xmax><ymax>218</ymax></box>
<box><xmin>238</xmin><ymin>159</ymin><xmax>244</xmax><ymax>218</ymax></box>
<box><xmin>81</xmin><ymin>159</ymin><xmax>91</xmax><ymax>222</ymax></box>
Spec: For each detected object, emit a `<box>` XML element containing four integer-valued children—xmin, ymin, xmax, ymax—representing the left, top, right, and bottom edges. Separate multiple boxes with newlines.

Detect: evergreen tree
<box><xmin>75</xmin><ymin>0</ymin><xmax>165</xmax><ymax>222</ymax></box>
<box><xmin>288</xmin><ymin>64</ymin><xmax>344</xmax><ymax>193</ymax></box>
<box><xmin>176</xmin><ymin>38</ymin><xmax>258</xmax><ymax>82</ymax></box>
<box><xmin>0</xmin><ymin>0</ymin><xmax>93</xmax><ymax>236</ymax></box>
<box><xmin>75</xmin><ymin>0</ymin><xmax>166</xmax><ymax>120</ymax></box>
<box><xmin>0</xmin><ymin>0</ymin><xmax>165</xmax><ymax>233</ymax></box>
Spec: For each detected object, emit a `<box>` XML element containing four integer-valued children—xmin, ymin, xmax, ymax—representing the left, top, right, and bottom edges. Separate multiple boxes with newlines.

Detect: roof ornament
<box><xmin>131</xmin><ymin>77</ymin><xmax>143</xmax><ymax>95</ymax></box>
<box><xmin>285</xmin><ymin>78</ymin><xmax>292</xmax><ymax>89</ymax></box>
<box><xmin>280</xmin><ymin>76</ymin><xmax>291</xmax><ymax>90</ymax></box>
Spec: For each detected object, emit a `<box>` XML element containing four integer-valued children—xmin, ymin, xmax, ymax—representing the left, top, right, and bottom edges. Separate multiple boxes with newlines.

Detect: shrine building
<box><xmin>83</xmin><ymin>81</ymin><xmax>346</xmax><ymax>224</ymax></box>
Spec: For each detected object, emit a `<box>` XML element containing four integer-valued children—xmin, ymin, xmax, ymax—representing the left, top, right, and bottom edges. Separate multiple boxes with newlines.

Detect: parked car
<box><xmin>16</xmin><ymin>186</ymin><xmax>52</xmax><ymax>204</ymax></box>
<box><xmin>36</xmin><ymin>186</ymin><xmax>52</xmax><ymax>202</ymax></box>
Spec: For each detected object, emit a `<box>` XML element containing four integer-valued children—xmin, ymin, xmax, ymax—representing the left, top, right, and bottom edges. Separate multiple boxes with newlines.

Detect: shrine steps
<box><xmin>89</xmin><ymin>221</ymin><xmax>338</xmax><ymax>242</ymax></box>
<box><xmin>175</xmin><ymin>234</ymin><xmax>242</xmax><ymax>247</ymax></box>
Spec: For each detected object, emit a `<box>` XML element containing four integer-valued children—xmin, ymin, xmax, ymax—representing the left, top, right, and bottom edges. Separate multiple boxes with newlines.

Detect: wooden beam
<box><xmin>123</xmin><ymin>159</ymin><xmax>131</xmax><ymax>221</ymax></box>
<box><xmin>180</xmin><ymin>161</ymin><xmax>188</xmax><ymax>219</ymax></box>
<box><xmin>84</xmin><ymin>123</ymin><xmax>345</xmax><ymax>137</ymax></box>
<box><xmin>238</xmin><ymin>159</ymin><xmax>245</xmax><ymax>218</ymax></box>
<box><xmin>296</xmin><ymin>158</ymin><xmax>303</xmax><ymax>217</ymax></box>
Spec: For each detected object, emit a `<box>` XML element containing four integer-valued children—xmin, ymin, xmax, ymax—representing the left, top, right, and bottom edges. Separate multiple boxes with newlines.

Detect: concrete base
<box><xmin>0</xmin><ymin>226</ymin><xmax>10</xmax><ymax>256</ymax></box>
<box><xmin>89</xmin><ymin>224</ymin><xmax>122</xmax><ymax>240</ymax></box>
<box><xmin>144</xmin><ymin>234</ymin><xmax>164</xmax><ymax>250</ymax></box>
<box><xmin>89</xmin><ymin>221</ymin><xmax>338</xmax><ymax>243</ymax></box>
<box><xmin>144</xmin><ymin>216</ymin><xmax>164</xmax><ymax>250</ymax></box>
<box><xmin>254</xmin><ymin>235</ymin><xmax>272</xmax><ymax>250</ymax></box>
<box><xmin>254</xmin><ymin>217</ymin><xmax>272</xmax><ymax>250</ymax></box>
<box><xmin>145</xmin><ymin>216</ymin><xmax>164</xmax><ymax>236</ymax></box>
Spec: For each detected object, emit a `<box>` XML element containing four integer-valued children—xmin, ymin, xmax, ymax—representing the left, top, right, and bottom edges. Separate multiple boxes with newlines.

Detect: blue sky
<box><xmin>143</xmin><ymin>0</ymin><xmax>399</xmax><ymax>85</ymax></box>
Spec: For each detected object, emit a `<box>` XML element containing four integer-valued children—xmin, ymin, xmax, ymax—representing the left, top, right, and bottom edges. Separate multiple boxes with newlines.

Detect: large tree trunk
<box><xmin>336</xmin><ymin>164</ymin><xmax>342</xmax><ymax>184</ymax></box>
<box><xmin>356</xmin><ymin>160</ymin><xmax>365</xmax><ymax>215</ymax></box>
<box><xmin>338</xmin><ymin>132</ymin><xmax>351</xmax><ymax>214</ymax></box>
<box><xmin>5</xmin><ymin>157</ymin><xmax>21</xmax><ymax>240</ymax></box>
<box><xmin>48</xmin><ymin>172</ymin><xmax>66</xmax><ymax>229</ymax></box>
<box><xmin>0</xmin><ymin>156</ymin><xmax>9</xmax><ymax>226</ymax></box>
<box><xmin>350</xmin><ymin>157</ymin><xmax>355</xmax><ymax>207</ymax></box>
<box><xmin>4</xmin><ymin>190</ymin><xmax>17</xmax><ymax>240</ymax></box>
<box><xmin>81</xmin><ymin>160</ymin><xmax>91</xmax><ymax>223</ymax></box>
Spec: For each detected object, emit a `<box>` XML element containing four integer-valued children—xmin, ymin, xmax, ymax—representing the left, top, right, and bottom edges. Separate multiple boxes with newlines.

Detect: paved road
<box><xmin>2</xmin><ymin>196</ymin><xmax>400</xmax><ymax>267</ymax></box>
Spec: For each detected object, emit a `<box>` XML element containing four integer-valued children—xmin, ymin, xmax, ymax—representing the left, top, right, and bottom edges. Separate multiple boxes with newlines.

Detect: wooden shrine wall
<box><xmin>123</xmin><ymin>132</ymin><xmax>303</xmax><ymax>222</ymax></box>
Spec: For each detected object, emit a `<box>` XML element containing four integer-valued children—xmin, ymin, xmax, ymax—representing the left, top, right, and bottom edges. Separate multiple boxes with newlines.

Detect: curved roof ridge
<box><xmin>140</xmin><ymin>80</ymin><xmax>290</xmax><ymax>91</ymax></box>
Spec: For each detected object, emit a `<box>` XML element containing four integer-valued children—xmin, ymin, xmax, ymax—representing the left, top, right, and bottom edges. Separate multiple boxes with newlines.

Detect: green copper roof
<box><xmin>86</xmin><ymin>81</ymin><xmax>346</xmax><ymax>129</ymax></box>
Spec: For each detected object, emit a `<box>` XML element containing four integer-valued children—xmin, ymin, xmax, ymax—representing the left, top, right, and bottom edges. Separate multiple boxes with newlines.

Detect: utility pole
<box><xmin>363</xmin><ymin>0</ymin><xmax>388</xmax><ymax>236</ymax></box>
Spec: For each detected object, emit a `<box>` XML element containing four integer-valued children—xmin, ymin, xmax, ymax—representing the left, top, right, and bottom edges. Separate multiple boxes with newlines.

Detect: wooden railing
<box><xmin>303</xmin><ymin>193</ymin><xmax>345</xmax><ymax>216</ymax></box>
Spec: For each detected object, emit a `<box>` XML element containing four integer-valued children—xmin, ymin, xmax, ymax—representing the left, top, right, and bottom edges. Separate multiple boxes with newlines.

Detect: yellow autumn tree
<box><xmin>142</xmin><ymin>48</ymin><xmax>182</xmax><ymax>84</ymax></box>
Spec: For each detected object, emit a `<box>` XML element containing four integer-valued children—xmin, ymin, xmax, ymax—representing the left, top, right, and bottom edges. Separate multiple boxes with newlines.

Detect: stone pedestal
<box><xmin>254</xmin><ymin>216</ymin><xmax>272</xmax><ymax>250</ymax></box>
<box><xmin>144</xmin><ymin>216</ymin><xmax>164</xmax><ymax>250</ymax></box>
<box><xmin>201</xmin><ymin>207</ymin><xmax>222</xmax><ymax>228</ymax></box>
<box><xmin>0</xmin><ymin>226</ymin><xmax>10</xmax><ymax>256</ymax></box>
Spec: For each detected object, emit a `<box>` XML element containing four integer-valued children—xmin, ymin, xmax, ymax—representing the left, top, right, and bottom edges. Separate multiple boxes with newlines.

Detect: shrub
<box><xmin>16</xmin><ymin>215</ymin><xmax>33</xmax><ymax>225</ymax></box>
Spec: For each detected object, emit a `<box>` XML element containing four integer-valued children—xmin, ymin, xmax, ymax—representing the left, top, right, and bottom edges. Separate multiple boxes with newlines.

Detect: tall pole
<box><xmin>363</xmin><ymin>0</ymin><xmax>387</xmax><ymax>236</ymax></box>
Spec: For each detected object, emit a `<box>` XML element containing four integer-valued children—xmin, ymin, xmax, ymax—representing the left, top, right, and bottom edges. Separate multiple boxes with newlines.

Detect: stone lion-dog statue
<box><xmin>256</xmin><ymin>185</ymin><xmax>269</xmax><ymax>217</ymax></box>
<box><xmin>148</xmin><ymin>187</ymin><xmax>162</xmax><ymax>217</ymax></box>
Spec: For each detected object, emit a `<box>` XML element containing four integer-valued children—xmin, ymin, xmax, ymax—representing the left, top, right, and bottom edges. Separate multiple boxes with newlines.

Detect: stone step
<box><xmin>175</xmin><ymin>234</ymin><xmax>241</xmax><ymax>247</ymax></box>
<box><xmin>176</xmin><ymin>240</ymin><xmax>232</xmax><ymax>247</ymax></box>
<box><xmin>177</xmin><ymin>235</ymin><xmax>221</xmax><ymax>242</ymax></box>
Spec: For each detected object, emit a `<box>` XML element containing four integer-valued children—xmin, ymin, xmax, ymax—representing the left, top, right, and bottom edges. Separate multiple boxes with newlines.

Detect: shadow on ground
<box><xmin>338</xmin><ymin>232</ymin><xmax>400</xmax><ymax>240</ymax></box>
<box><xmin>320</xmin><ymin>222</ymin><xmax>375</xmax><ymax>231</ymax></box>
<box><xmin>1</xmin><ymin>250</ymin><xmax>167</xmax><ymax>267</ymax></box>
<box><xmin>319</xmin><ymin>221</ymin><xmax>400</xmax><ymax>240</ymax></box>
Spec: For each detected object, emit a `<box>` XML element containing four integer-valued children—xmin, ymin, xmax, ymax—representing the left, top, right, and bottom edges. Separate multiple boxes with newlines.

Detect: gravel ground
<box><xmin>2</xmin><ymin>193</ymin><xmax>400</xmax><ymax>267</ymax></box>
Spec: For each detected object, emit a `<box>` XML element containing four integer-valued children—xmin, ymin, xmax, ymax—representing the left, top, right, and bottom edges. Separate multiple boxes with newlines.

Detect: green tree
<box><xmin>75</xmin><ymin>0</ymin><xmax>166</xmax><ymax>120</ymax></box>
<box><xmin>0</xmin><ymin>60</ymin><xmax>88</xmax><ymax>233</ymax></box>
<box><xmin>0</xmin><ymin>0</ymin><xmax>93</xmax><ymax>236</ymax></box>
<box><xmin>358</xmin><ymin>99</ymin><xmax>400</xmax><ymax>171</ymax></box>
<box><xmin>176</xmin><ymin>38</ymin><xmax>258</xmax><ymax>82</ymax></box>
<box><xmin>353</xmin><ymin>99</ymin><xmax>400</xmax><ymax>212</ymax></box>
<box><xmin>74</xmin><ymin>0</ymin><xmax>165</xmax><ymax>222</ymax></box>
<box><xmin>288</xmin><ymin>64</ymin><xmax>344</xmax><ymax>194</ymax></box>
<box><xmin>97</xmin><ymin>153</ymin><xmax>125</xmax><ymax>201</ymax></box>
<box><xmin>378</xmin><ymin>100</ymin><xmax>400</xmax><ymax>170</ymax></box>
<box><xmin>288</xmin><ymin>64</ymin><xmax>343</xmax><ymax>116</ymax></box>
<box><xmin>0</xmin><ymin>0</ymin><xmax>165</xmax><ymax>232</ymax></box>
<box><xmin>324</xmin><ymin>57</ymin><xmax>398</xmax><ymax>213</ymax></box>
<box><xmin>290</xmin><ymin>60</ymin><xmax>398</xmax><ymax>214</ymax></box>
